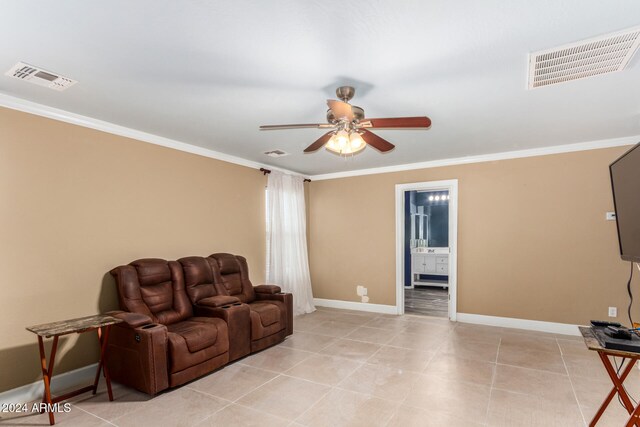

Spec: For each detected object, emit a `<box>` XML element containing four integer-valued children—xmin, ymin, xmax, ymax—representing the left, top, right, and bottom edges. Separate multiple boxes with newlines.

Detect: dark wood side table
<box><xmin>580</xmin><ymin>326</ymin><xmax>640</xmax><ymax>427</ymax></box>
<box><xmin>26</xmin><ymin>314</ymin><xmax>123</xmax><ymax>425</ymax></box>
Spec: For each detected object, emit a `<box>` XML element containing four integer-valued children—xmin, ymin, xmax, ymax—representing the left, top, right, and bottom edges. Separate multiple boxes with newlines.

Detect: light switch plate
<box><xmin>606</xmin><ymin>212</ymin><xmax>616</xmax><ymax>221</ymax></box>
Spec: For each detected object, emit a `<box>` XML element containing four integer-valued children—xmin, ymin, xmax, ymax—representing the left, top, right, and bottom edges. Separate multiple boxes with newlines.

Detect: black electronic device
<box><xmin>605</xmin><ymin>325</ymin><xmax>632</xmax><ymax>340</ymax></box>
<box><xmin>590</xmin><ymin>320</ymin><xmax>622</xmax><ymax>328</ymax></box>
<box><xmin>593</xmin><ymin>326</ymin><xmax>640</xmax><ymax>353</ymax></box>
<box><xmin>610</xmin><ymin>142</ymin><xmax>640</xmax><ymax>263</ymax></box>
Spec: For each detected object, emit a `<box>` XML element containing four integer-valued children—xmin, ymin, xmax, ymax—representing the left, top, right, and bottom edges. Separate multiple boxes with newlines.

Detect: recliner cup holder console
<box><xmin>141</xmin><ymin>324</ymin><xmax>160</xmax><ymax>329</ymax></box>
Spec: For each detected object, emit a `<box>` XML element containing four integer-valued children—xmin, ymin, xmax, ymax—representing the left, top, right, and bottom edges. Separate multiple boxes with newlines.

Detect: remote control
<box><xmin>591</xmin><ymin>320</ymin><xmax>622</xmax><ymax>328</ymax></box>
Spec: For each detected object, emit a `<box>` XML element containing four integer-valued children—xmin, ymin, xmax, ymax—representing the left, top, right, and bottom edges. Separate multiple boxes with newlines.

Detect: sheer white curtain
<box><xmin>266</xmin><ymin>171</ymin><xmax>315</xmax><ymax>315</ymax></box>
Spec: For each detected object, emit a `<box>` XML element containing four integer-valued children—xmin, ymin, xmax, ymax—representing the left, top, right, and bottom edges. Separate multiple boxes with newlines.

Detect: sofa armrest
<box><xmin>198</xmin><ymin>295</ymin><xmax>241</xmax><ymax>308</ymax></box>
<box><xmin>106</xmin><ymin>318</ymin><xmax>169</xmax><ymax>395</ymax></box>
<box><xmin>107</xmin><ymin>310</ymin><xmax>153</xmax><ymax>329</ymax></box>
<box><xmin>254</xmin><ymin>284</ymin><xmax>282</xmax><ymax>294</ymax></box>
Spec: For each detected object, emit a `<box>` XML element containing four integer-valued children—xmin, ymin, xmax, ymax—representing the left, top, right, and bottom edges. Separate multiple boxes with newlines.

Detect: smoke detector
<box><xmin>264</xmin><ymin>150</ymin><xmax>289</xmax><ymax>158</ymax></box>
<box><xmin>528</xmin><ymin>27</ymin><xmax>640</xmax><ymax>89</ymax></box>
<box><xmin>5</xmin><ymin>62</ymin><xmax>77</xmax><ymax>91</ymax></box>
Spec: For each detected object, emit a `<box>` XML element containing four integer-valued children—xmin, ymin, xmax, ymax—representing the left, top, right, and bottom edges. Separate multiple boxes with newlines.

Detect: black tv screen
<box><xmin>610</xmin><ymin>142</ymin><xmax>640</xmax><ymax>262</ymax></box>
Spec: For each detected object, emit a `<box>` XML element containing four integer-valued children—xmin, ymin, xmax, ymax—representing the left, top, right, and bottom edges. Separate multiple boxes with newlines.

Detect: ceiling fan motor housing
<box><xmin>335</xmin><ymin>86</ymin><xmax>356</xmax><ymax>102</ymax></box>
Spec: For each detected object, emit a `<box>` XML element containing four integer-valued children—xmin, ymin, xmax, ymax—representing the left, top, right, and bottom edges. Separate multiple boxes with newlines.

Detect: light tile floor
<box><xmin>3</xmin><ymin>307</ymin><xmax>640</xmax><ymax>426</ymax></box>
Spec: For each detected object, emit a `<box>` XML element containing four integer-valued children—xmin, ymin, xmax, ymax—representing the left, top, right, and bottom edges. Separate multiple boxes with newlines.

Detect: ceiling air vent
<box><xmin>4</xmin><ymin>62</ymin><xmax>77</xmax><ymax>91</ymax></box>
<box><xmin>264</xmin><ymin>150</ymin><xmax>289</xmax><ymax>158</ymax></box>
<box><xmin>528</xmin><ymin>27</ymin><xmax>640</xmax><ymax>89</ymax></box>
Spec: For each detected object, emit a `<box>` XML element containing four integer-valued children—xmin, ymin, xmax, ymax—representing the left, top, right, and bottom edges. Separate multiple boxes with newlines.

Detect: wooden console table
<box><xmin>580</xmin><ymin>326</ymin><xmax>640</xmax><ymax>427</ymax></box>
<box><xmin>26</xmin><ymin>314</ymin><xmax>122</xmax><ymax>425</ymax></box>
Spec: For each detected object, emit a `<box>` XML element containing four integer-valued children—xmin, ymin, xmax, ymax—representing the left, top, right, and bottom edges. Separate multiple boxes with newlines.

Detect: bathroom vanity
<box><xmin>411</xmin><ymin>247</ymin><xmax>449</xmax><ymax>287</ymax></box>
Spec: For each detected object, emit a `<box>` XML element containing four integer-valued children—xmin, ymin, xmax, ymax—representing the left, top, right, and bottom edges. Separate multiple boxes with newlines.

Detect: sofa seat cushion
<box><xmin>167</xmin><ymin>318</ymin><xmax>229</xmax><ymax>373</ymax></box>
<box><xmin>167</xmin><ymin>320</ymin><xmax>218</xmax><ymax>353</ymax></box>
<box><xmin>249</xmin><ymin>301</ymin><xmax>286</xmax><ymax>340</ymax></box>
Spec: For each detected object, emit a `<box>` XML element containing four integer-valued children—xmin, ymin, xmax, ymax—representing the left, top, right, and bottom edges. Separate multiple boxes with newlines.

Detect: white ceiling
<box><xmin>1</xmin><ymin>1</ymin><xmax>640</xmax><ymax>176</ymax></box>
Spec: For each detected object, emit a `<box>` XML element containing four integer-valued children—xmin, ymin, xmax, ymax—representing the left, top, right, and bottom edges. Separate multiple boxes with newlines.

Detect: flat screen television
<box><xmin>610</xmin><ymin>142</ymin><xmax>640</xmax><ymax>262</ymax></box>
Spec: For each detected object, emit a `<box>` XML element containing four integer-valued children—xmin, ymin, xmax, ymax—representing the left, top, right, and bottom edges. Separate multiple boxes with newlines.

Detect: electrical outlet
<box><xmin>606</xmin><ymin>212</ymin><xmax>616</xmax><ymax>221</ymax></box>
<box><xmin>608</xmin><ymin>307</ymin><xmax>618</xmax><ymax>317</ymax></box>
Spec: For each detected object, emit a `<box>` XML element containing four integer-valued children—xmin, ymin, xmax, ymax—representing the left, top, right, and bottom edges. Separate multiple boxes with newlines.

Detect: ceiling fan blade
<box><xmin>361</xmin><ymin>129</ymin><xmax>395</xmax><ymax>152</ymax></box>
<box><xmin>260</xmin><ymin>123</ymin><xmax>334</xmax><ymax>130</ymax></box>
<box><xmin>360</xmin><ymin>117</ymin><xmax>431</xmax><ymax>129</ymax></box>
<box><xmin>327</xmin><ymin>99</ymin><xmax>354</xmax><ymax>121</ymax></box>
<box><xmin>304</xmin><ymin>132</ymin><xmax>334</xmax><ymax>153</ymax></box>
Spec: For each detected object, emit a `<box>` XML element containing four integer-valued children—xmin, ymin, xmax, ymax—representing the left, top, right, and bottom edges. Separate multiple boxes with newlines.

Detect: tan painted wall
<box><xmin>0</xmin><ymin>107</ymin><xmax>267</xmax><ymax>392</ymax></box>
<box><xmin>308</xmin><ymin>147</ymin><xmax>638</xmax><ymax>325</ymax></box>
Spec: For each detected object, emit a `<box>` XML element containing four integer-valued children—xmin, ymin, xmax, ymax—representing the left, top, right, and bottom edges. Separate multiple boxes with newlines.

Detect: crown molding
<box><xmin>0</xmin><ymin>92</ymin><xmax>303</xmax><ymax>177</ymax></box>
<box><xmin>309</xmin><ymin>135</ymin><xmax>640</xmax><ymax>181</ymax></box>
<box><xmin>2</xmin><ymin>93</ymin><xmax>636</xmax><ymax>182</ymax></box>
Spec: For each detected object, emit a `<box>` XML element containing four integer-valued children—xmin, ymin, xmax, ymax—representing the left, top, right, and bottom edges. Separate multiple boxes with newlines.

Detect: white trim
<box><xmin>395</xmin><ymin>180</ymin><xmax>458</xmax><ymax>320</ymax></box>
<box><xmin>1</xmin><ymin>93</ymin><xmax>636</xmax><ymax>182</ymax></box>
<box><xmin>313</xmin><ymin>298</ymin><xmax>397</xmax><ymax>314</ymax></box>
<box><xmin>311</xmin><ymin>135</ymin><xmax>639</xmax><ymax>181</ymax></box>
<box><xmin>0</xmin><ymin>93</ymin><xmax>305</xmax><ymax>178</ymax></box>
<box><xmin>457</xmin><ymin>313</ymin><xmax>580</xmax><ymax>336</ymax></box>
<box><xmin>0</xmin><ymin>363</ymin><xmax>98</xmax><ymax>406</ymax></box>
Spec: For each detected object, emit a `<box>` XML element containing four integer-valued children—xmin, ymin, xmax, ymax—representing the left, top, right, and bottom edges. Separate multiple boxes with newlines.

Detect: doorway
<box><xmin>395</xmin><ymin>180</ymin><xmax>458</xmax><ymax>320</ymax></box>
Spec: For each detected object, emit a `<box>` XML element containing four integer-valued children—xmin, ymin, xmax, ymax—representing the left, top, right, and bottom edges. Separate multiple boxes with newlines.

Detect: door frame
<box><xmin>395</xmin><ymin>179</ymin><xmax>458</xmax><ymax>320</ymax></box>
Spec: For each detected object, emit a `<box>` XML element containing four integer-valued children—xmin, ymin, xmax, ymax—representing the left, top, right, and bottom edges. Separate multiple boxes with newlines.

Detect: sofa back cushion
<box><xmin>178</xmin><ymin>256</ymin><xmax>227</xmax><ymax>304</ymax></box>
<box><xmin>208</xmin><ymin>253</ymin><xmax>256</xmax><ymax>303</ymax></box>
<box><xmin>111</xmin><ymin>258</ymin><xmax>193</xmax><ymax>325</ymax></box>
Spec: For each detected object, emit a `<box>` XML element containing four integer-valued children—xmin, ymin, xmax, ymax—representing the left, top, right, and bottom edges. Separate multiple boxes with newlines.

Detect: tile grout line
<box><xmin>185</xmin><ymin>387</ymin><xmax>236</xmax><ymax>411</ymax></box>
<box><xmin>558</xmin><ymin>338</ymin><xmax>588</xmax><ymax>426</ymax></box>
<box><xmin>229</xmin><ymin>401</ymin><xmax>294</xmax><ymax>425</ymax></box>
<box><xmin>492</xmin><ymin>360</ymin><xmax>570</xmax><ymax>376</ymax></box>
<box><xmin>288</xmin><ymin>381</ymin><xmax>336</xmax><ymax>425</ymax></box>
<box><xmin>69</xmin><ymin>402</ymin><xmax>119</xmax><ymax>426</ymax></box>
<box><xmin>483</xmin><ymin>336</ymin><xmax>501</xmax><ymax>426</ymax></box>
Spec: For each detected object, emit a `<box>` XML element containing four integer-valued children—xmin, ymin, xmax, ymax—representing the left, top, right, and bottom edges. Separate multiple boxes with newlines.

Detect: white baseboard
<box><xmin>313</xmin><ymin>299</ymin><xmax>580</xmax><ymax>336</ymax></box>
<box><xmin>314</xmin><ymin>298</ymin><xmax>398</xmax><ymax>315</ymax></box>
<box><xmin>0</xmin><ymin>363</ymin><xmax>97</xmax><ymax>406</ymax></box>
<box><xmin>457</xmin><ymin>313</ymin><xmax>580</xmax><ymax>336</ymax></box>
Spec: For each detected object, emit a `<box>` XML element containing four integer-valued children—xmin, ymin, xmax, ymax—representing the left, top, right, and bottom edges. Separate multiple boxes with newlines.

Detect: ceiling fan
<box><xmin>259</xmin><ymin>86</ymin><xmax>431</xmax><ymax>156</ymax></box>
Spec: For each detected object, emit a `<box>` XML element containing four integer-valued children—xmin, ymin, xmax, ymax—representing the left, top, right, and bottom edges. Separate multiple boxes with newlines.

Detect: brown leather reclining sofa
<box><xmin>106</xmin><ymin>254</ymin><xmax>293</xmax><ymax>395</ymax></box>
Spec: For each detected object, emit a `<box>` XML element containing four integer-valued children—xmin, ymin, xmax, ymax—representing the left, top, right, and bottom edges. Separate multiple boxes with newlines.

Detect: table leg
<box><xmin>92</xmin><ymin>327</ymin><xmax>102</xmax><ymax>394</ymax></box>
<box><xmin>628</xmin><ymin>405</ymin><xmax>640</xmax><ymax>427</ymax></box>
<box><xmin>37</xmin><ymin>335</ymin><xmax>59</xmax><ymax>426</ymax></box>
<box><xmin>92</xmin><ymin>326</ymin><xmax>114</xmax><ymax>401</ymax></box>
<box><xmin>102</xmin><ymin>326</ymin><xmax>114</xmax><ymax>401</ymax></box>
<box><xmin>590</xmin><ymin>353</ymin><xmax>640</xmax><ymax>427</ymax></box>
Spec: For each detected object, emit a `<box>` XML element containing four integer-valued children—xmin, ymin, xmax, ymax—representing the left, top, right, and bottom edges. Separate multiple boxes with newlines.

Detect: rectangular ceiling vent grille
<box><xmin>528</xmin><ymin>27</ymin><xmax>640</xmax><ymax>89</ymax></box>
<box><xmin>264</xmin><ymin>150</ymin><xmax>289</xmax><ymax>158</ymax></box>
<box><xmin>4</xmin><ymin>62</ymin><xmax>77</xmax><ymax>91</ymax></box>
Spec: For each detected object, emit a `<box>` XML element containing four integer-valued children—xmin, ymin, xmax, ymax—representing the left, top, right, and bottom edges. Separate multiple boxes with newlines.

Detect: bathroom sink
<box><xmin>412</xmin><ymin>247</ymin><xmax>449</xmax><ymax>254</ymax></box>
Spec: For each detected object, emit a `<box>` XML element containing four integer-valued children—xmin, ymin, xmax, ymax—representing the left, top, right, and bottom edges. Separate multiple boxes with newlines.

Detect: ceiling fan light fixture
<box><xmin>325</xmin><ymin>130</ymin><xmax>366</xmax><ymax>156</ymax></box>
<box><xmin>350</xmin><ymin>131</ymin><xmax>365</xmax><ymax>149</ymax></box>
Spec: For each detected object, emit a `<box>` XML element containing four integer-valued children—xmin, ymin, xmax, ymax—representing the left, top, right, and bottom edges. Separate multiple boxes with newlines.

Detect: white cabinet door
<box><xmin>412</xmin><ymin>254</ymin><xmax>426</xmax><ymax>274</ymax></box>
<box><xmin>424</xmin><ymin>255</ymin><xmax>437</xmax><ymax>273</ymax></box>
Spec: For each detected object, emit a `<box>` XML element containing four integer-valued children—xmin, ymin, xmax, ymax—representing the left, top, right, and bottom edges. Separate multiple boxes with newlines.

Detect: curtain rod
<box><xmin>260</xmin><ymin>168</ymin><xmax>311</xmax><ymax>182</ymax></box>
